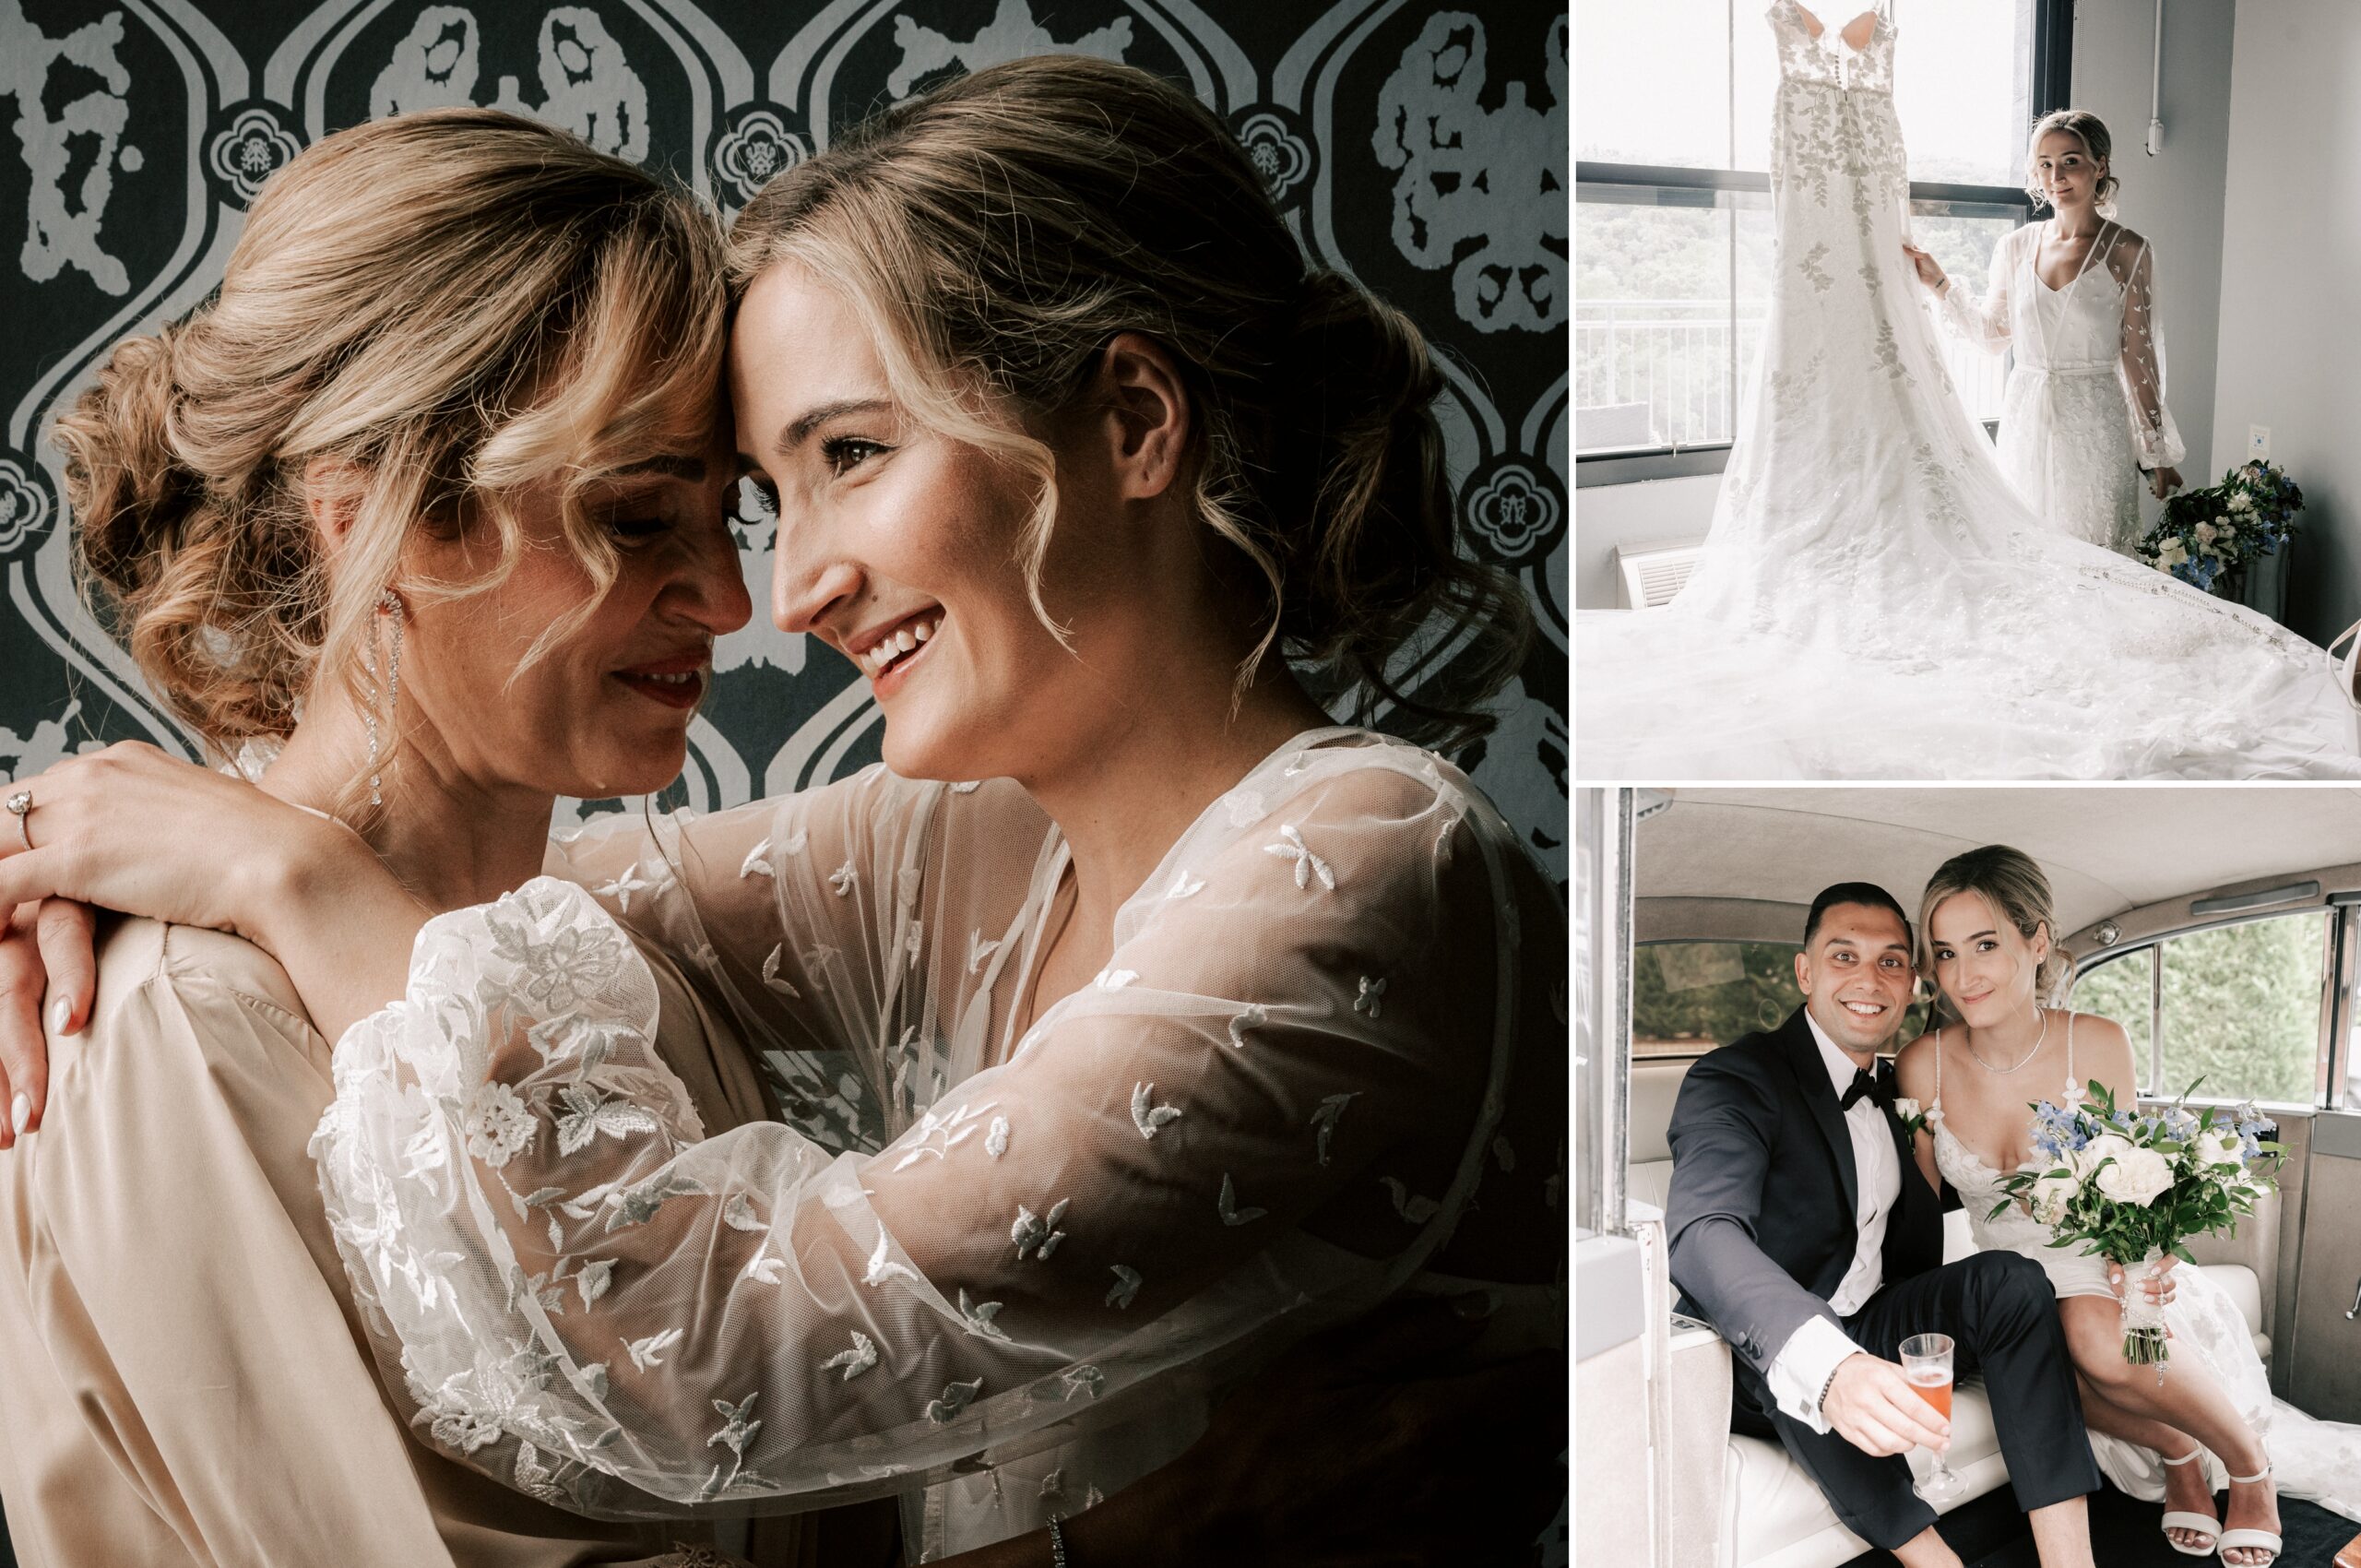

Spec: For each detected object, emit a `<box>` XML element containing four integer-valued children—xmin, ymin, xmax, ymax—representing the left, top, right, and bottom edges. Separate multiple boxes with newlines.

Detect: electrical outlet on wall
<box><xmin>2250</xmin><ymin>425</ymin><xmax>2272</xmax><ymax>460</ymax></box>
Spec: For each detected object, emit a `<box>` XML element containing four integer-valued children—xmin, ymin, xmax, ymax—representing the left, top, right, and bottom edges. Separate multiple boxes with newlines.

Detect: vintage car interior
<box><xmin>1575</xmin><ymin>786</ymin><xmax>2361</xmax><ymax>1568</ymax></box>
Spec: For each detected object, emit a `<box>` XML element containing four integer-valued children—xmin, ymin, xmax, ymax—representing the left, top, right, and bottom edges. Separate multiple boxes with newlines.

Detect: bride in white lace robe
<box><xmin>1915</xmin><ymin>111</ymin><xmax>2186</xmax><ymax>555</ymax></box>
<box><xmin>1921</xmin><ymin>219</ymin><xmax>2182</xmax><ymax>556</ymax></box>
<box><xmin>0</xmin><ymin>55</ymin><xmax>1565</xmax><ymax>1566</ymax></box>
<box><xmin>310</xmin><ymin>729</ymin><xmax>1565</xmax><ymax>1557</ymax></box>
<box><xmin>1574</xmin><ymin>0</ymin><xmax>2360</xmax><ymax>778</ymax></box>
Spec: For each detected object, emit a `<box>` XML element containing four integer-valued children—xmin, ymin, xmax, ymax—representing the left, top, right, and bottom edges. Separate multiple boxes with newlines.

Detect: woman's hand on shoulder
<box><xmin>0</xmin><ymin>742</ymin><xmax>342</xmax><ymax>946</ymax></box>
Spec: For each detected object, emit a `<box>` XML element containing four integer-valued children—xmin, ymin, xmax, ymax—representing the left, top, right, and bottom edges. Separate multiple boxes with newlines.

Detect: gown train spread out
<box><xmin>1574</xmin><ymin>0</ymin><xmax>2361</xmax><ymax>779</ymax></box>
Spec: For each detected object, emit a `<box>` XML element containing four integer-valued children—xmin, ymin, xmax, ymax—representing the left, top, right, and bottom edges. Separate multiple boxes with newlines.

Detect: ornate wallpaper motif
<box><xmin>0</xmin><ymin>0</ymin><xmax>1568</xmax><ymax>884</ymax></box>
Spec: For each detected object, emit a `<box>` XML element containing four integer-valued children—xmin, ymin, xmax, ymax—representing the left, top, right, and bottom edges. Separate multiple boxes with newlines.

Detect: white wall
<box><xmin>2071</xmin><ymin>0</ymin><xmax>2237</xmax><ymax>525</ymax></box>
<box><xmin>1573</xmin><ymin>472</ymin><xmax>1719</xmax><ymax>609</ymax></box>
<box><xmin>2212</xmin><ymin>0</ymin><xmax>2361</xmax><ymax>647</ymax></box>
<box><xmin>1572</xmin><ymin>0</ymin><xmax>2239</xmax><ymax>611</ymax></box>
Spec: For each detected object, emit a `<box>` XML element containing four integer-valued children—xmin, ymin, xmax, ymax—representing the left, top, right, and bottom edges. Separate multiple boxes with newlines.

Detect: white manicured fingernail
<box><xmin>10</xmin><ymin>1094</ymin><xmax>30</xmax><ymax>1136</ymax></box>
<box><xmin>50</xmin><ymin>999</ymin><xmax>71</xmax><ymax>1036</ymax></box>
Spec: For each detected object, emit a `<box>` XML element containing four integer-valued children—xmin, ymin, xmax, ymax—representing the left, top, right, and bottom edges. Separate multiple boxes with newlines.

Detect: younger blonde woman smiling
<box><xmin>0</xmin><ymin>57</ymin><xmax>1562</xmax><ymax>1564</ymax></box>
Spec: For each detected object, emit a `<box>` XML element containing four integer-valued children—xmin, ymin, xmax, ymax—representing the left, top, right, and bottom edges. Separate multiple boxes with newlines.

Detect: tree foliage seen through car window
<box><xmin>1633</xmin><ymin>942</ymin><xmax>1929</xmax><ymax>1058</ymax></box>
<box><xmin>2072</xmin><ymin>914</ymin><xmax>2326</xmax><ymax>1105</ymax></box>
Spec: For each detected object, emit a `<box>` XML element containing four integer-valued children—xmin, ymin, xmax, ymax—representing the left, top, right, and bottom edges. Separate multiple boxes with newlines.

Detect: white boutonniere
<box><xmin>1891</xmin><ymin>1097</ymin><xmax>1928</xmax><ymax>1135</ymax></box>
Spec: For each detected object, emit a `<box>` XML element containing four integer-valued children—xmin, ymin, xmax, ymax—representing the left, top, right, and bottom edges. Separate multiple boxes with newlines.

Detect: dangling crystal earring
<box><xmin>362</xmin><ymin>588</ymin><xmax>404</xmax><ymax>807</ymax></box>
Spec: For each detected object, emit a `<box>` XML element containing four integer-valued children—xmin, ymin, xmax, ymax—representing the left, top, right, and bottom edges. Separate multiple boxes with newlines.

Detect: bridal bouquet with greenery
<box><xmin>2137</xmin><ymin>460</ymin><xmax>2304</xmax><ymax>593</ymax></box>
<box><xmin>1996</xmin><ymin>1080</ymin><xmax>2281</xmax><ymax>1368</ymax></box>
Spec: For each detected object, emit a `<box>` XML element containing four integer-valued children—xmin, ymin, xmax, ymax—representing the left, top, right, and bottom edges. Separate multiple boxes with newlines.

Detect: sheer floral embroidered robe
<box><xmin>309</xmin><ymin>728</ymin><xmax>1566</xmax><ymax>1561</ymax></box>
<box><xmin>1933</xmin><ymin>220</ymin><xmax>2186</xmax><ymax>553</ymax></box>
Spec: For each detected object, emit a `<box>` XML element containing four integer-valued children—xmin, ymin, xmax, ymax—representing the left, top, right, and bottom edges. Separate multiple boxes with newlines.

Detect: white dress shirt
<box><xmin>1762</xmin><ymin>1010</ymin><xmax>1904</xmax><ymax>1432</ymax></box>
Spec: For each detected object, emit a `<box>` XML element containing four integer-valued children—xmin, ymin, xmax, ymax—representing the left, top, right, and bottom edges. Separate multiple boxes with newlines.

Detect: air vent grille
<box><xmin>1614</xmin><ymin>540</ymin><xmax>1707</xmax><ymax>609</ymax></box>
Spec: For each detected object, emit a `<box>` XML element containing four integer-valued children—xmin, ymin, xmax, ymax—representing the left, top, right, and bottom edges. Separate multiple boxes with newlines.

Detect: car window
<box><xmin>2070</xmin><ymin>912</ymin><xmax>2330</xmax><ymax>1104</ymax></box>
<box><xmin>2159</xmin><ymin>914</ymin><xmax>2328</xmax><ymax>1104</ymax></box>
<box><xmin>2071</xmin><ymin>947</ymin><xmax>2153</xmax><ymax>1087</ymax></box>
<box><xmin>1633</xmin><ymin>940</ymin><xmax>1928</xmax><ymax>1059</ymax></box>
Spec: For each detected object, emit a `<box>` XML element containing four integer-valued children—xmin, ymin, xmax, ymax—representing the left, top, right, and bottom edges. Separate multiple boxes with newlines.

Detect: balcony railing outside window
<box><xmin>1573</xmin><ymin>0</ymin><xmax>2070</xmax><ymax>481</ymax></box>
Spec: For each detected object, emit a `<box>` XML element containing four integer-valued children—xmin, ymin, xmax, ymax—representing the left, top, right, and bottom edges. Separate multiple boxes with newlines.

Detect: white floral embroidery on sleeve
<box><xmin>1129</xmin><ymin>1082</ymin><xmax>1182</xmax><ymax>1139</ymax></box>
<box><xmin>1262</xmin><ymin>824</ymin><xmax>1335</xmax><ymax>890</ymax></box>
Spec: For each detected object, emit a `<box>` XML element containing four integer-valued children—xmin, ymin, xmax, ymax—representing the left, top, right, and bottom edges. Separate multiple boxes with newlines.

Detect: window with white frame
<box><xmin>1574</xmin><ymin>0</ymin><xmax>2068</xmax><ymax>479</ymax></box>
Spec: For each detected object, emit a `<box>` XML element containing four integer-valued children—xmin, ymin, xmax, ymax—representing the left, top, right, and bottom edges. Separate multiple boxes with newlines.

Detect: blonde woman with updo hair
<box><xmin>1892</xmin><ymin>846</ymin><xmax>2361</xmax><ymax>1564</ymax></box>
<box><xmin>0</xmin><ymin>57</ymin><xmax>1562</xmax><ymax>1567</ymax></box>
<box><xmin>1905</xmin><ymin>110</ymin><xmax>2188</xmax><ymax>556</ymax></box>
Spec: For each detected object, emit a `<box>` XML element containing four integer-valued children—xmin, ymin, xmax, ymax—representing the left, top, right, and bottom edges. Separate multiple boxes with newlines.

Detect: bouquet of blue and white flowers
<box><xmin>2137</xmin><ymin>460</ymin><xmax>2303</xmax><ymax>594</ymax></box>
<box><xmin>1997</xmin><ymin>1080</ymin><xmax>2281</xmax><ymax>1368</ymax></box>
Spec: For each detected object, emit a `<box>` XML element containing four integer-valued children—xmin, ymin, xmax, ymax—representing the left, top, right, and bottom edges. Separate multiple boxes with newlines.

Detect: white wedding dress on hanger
<box><xmin>1574</xmin><ymin>0</ymin><xmax>2361</xmax><ymax>779</ymax></box>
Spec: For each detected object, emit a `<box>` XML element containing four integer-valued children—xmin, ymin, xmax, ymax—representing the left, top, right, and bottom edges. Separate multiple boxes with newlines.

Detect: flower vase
<box><xmin>2120</xmin><ymin>1252</ymin><xmax>2169</xmax><ymax>1379</ymax></box>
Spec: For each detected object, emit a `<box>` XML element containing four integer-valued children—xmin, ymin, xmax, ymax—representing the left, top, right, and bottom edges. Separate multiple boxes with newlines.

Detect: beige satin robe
<box><xmin>0</xmin><ymin>915</ymin><xmax>808</xmax><ymax>1568</ymax></box>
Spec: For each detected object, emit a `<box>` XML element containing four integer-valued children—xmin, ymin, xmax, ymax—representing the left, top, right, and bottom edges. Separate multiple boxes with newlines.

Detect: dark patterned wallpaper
<box><xmin>0</xmin><ymin>0</ymin><xmax>1568</xmax><ymax>880</ymax></box>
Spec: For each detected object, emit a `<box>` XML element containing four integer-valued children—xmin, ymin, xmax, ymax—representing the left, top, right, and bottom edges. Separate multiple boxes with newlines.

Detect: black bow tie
<box><xmin>1840</xmin><ymin>1065</ymin><xmax>1894</xmax><ymax>1113</ymax></box>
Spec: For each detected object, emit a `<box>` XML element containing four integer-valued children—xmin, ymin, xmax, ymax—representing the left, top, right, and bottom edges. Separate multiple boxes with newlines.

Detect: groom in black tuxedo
<box><xmin>1666</xmin><ymin>883</ymin><xmax>2102</xmax><ymax>1568</ymax></box>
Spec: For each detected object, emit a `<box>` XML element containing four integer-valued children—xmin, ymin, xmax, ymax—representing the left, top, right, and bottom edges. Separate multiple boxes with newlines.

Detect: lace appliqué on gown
<box><xmin>1572</xmin><ymin>0</ymin><xmax>2361</xmax><ymax>779</ymax></box>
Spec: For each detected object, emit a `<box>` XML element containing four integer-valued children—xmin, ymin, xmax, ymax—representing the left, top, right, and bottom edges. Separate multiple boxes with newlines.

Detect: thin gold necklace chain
<box><xmin>1966</xmin><ymin>1005</ymin><xmax>2048</xmax><ymax>1075</ymax></box>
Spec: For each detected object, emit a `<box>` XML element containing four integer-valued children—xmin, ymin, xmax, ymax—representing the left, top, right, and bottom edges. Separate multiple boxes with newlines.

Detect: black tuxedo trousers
<box><xmin>1665</xmin><ymin>1009</ymin><xmax>2100</xmax><ymax>1548</ymax></box>
<box><xmin>1732</xmin><ymin>1250</ymin><xmax>2099</xmax><ymax>1548</ymax></box>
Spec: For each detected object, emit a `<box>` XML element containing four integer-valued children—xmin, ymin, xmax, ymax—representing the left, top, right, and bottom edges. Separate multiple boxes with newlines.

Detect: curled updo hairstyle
<box><xmin>55</xmin><ymin>109</ymin><xmax>727</xmax><ymax>754</ymax></box>
<box><xmin>726</xmin><ymin>55</ymin><xmax>1530</xmax><ymax>751</ymax></box>
<box><xmin>1917</xmin><ymin>845</ymin><xmax>2075</xmax><ymax>1016</ymax></box>
<box><xmin>2026</xmin><ymin>109</ymin><xmax>2118</xmax><ymax>216</ymax></box>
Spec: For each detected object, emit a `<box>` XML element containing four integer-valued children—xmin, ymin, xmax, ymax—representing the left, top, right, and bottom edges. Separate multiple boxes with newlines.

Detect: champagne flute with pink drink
<box><xmin>1900</xmin><ymin>1333</ymin><xmax>1964</xmax><ymax>1504</ymax></box>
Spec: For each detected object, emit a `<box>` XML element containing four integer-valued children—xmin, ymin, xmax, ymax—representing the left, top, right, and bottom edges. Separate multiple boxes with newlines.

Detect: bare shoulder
<box><xmin>1893</xmin><ymin>1028</ymin><xmax>1940</xmax><ymax>1093</ymax></box>
<box><xmin>2065</xmin><ymin>1008</ymin><xmax>2133</xmax><ymax>1053</ymax></box>
<box><xmin>2064</xmin><ymin>1008</ymin><xmax>2139</xmax><ymax>1089</ymax></box>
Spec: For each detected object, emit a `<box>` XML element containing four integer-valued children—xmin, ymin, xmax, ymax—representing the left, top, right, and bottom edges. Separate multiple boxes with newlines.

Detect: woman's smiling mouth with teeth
<box><xmin>856</xmin><ymin>612</ymin><xmax>941</xmax><ymax>678</ymax></box>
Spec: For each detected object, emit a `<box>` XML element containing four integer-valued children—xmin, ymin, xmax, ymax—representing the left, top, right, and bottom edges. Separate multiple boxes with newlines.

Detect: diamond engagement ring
<box><xmin>5</xmin><ymin>789</ymin><xmax>29</xmax><ymax>850</ymax></box>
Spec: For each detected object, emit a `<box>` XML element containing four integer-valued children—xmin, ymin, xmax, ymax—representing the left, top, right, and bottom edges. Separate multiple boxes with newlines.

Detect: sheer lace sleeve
<box><xmin>542</xmin><ymin>769</ymin><xmax>1042</xmax><ymax>1155</ymax></box>
<box><xmin>1933</xmin><ymin>225</ymin><xmax>2018</xmax><ymax>350</ymax></box>
<box><xmin>2114</xmin><ymin>239</ymin><xmax>2186</xmax><ymax>470</ymax></box>
<box><xmin>311</xmin><ymin>749</ymin><xmax>1513</xmax><ymax>1519</ymax></box>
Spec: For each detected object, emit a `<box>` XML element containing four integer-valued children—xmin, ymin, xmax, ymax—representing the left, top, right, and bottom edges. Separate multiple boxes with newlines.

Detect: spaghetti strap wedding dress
<box><xmin>1926</xmin><ymin>1021</ymin><xmax>2361</xmax><ymax>1521</ymax></box>
<box><xmin>1573</xmin><ymin>0</ymin><xmax>2361</xmax><ymax>779</ymax></box>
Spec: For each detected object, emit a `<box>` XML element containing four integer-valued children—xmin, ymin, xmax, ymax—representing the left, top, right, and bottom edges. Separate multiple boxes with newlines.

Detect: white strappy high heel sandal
<box><xmin>2218</xmin><ymin>1458</ymin><xmax>2281</xmax><ymax>1568</ymax></box>
<box><xmin>2157</xmin><ymin>1448</ymin><xmax>2220</xmax><ymax>1558</ymax></box>
<box><xmin>2329</xmin><ymin>619</ymin><xmax>2361</xmax><ymax>711</ymax></box>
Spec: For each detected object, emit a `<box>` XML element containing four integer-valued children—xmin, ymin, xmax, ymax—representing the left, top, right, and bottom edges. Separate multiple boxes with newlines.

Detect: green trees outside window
<box><xmin>2070</xmin><ymin>913</ymin><xmax>2328</xmax><ymax>1106</ymax></box>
